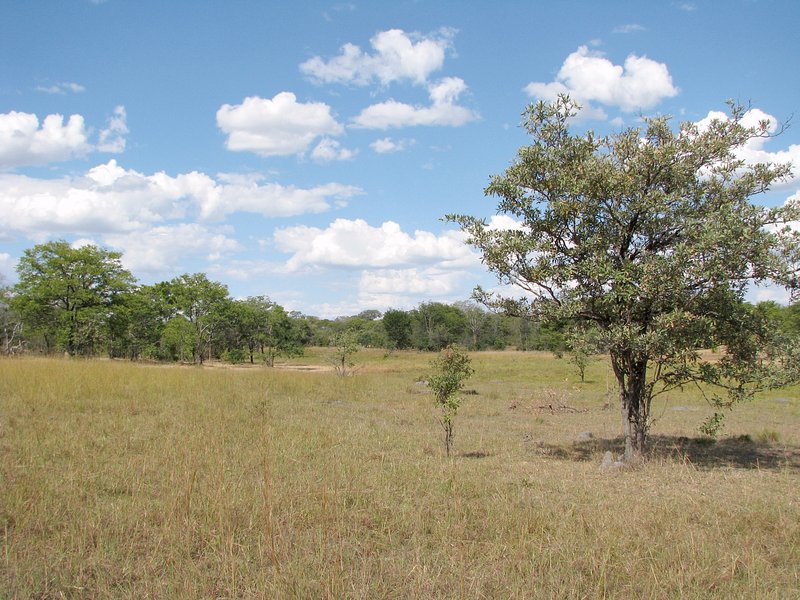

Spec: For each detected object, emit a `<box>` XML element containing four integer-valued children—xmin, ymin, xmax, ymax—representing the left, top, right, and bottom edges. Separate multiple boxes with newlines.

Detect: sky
<box><xmin>1</xmin><ymin>0</ymin><xmax>799</xmax><ymax>318</ymax></box>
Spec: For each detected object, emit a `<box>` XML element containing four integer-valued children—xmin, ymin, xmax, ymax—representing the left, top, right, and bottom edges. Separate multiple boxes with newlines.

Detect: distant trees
<box><xmin>383</xmin><ymin>309</ymin><xmax>413</xmax><ymax>349</ymax></box>
<box><xmin>156</xmin><ymin>273</ymin><xmax>230</xmax><ymax>364</ymax></box>
<box><xmin>228</xmin><ymin>296</ymin><xmax>303</xmax><ymax>366</ymax></box>
<box><xmin>6</xmin><ymin>241</ymin><xmax>581</xmax><ymax>360</ymax></box>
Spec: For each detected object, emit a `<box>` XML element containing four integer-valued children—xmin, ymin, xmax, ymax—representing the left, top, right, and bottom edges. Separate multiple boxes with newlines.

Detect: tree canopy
<box><xmin>450</xmin><ymin>96</ymin><xmax>800</xmax><ymax>460</ymax></box>
<box><xmin>13</xmin><ymin>241</ymin><xmax>135</xmax><ymax>355</ymax></box>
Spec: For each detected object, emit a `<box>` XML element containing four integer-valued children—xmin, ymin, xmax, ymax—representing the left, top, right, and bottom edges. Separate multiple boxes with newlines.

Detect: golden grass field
<box><xmin>1</xmin><ymin>350</ymin><xmax>798</xmax><ymax>599</ymax></box>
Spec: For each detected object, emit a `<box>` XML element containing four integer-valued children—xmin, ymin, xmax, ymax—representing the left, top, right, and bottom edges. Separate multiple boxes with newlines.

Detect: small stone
<box><xmin>577</xmin><ymin>431</ymin><xmax>594</xmax><ymax>441</ymax></box>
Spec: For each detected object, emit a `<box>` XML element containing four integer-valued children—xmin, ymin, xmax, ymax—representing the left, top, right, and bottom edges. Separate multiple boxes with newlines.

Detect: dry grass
<box><xmin>1</xmin><ymin>351</ymin><xmax>798</xmax><ymax>599</ymax></box>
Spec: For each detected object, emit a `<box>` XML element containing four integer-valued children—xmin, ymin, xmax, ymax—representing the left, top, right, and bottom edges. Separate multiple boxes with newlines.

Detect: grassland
<box><xmin>1</xmin><ymin>350</ymin><xmax>798</xmax><ymax>599</ymax></box>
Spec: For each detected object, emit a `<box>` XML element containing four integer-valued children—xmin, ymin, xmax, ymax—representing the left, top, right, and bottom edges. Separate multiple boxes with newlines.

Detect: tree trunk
<box><xmin>612</xmin><ymin>352</ymin><xmax>650</xmax><ymax>462</ymax></box>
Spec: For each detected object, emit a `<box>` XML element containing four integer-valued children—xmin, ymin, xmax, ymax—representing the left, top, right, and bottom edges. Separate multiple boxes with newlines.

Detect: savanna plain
<box><xmin>1</xmin><ymin>350</ymin><xmax>798</xmax><ymax>599</ymax></box>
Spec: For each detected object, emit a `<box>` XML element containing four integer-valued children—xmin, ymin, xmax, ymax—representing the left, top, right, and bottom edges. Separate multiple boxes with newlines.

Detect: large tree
<box><xmin>157</xmin><ymin>273</ymin><xmax>230</xmax><ymax>363</ymax></box>
<box><xmin>13</xmin><ymin>241</ymin><xmax>135</xmax><ymax>355</ymax></box>
<box><xmin>451</xmin><ymin>97</ymin><xmax>800</xmax><ymax>460</ymax></box>
<box><xmin>229</xmin><ymin>296</ymin><xmax>303</xmax><ymax>366</ymax></box>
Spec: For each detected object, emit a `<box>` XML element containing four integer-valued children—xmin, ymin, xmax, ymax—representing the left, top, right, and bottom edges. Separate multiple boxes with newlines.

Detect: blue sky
<box><xmin>2</xmin><ymin>0</ymin><xmax>799</xmax><ymax>317</ymax></box>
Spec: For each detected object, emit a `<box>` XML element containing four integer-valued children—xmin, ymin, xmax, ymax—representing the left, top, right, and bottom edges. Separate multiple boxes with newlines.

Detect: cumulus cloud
<box><xmin>97</xmin><ymin>106</ymin><xmax>128</xmax><ymax>153</ymax></box>
<box><xmin>300</xmin><ymin>28</ymin><xmax>455</xmax><ymax>86</ymax></box>
<box><xmin>216</xmin><ymin>92</ymin><xmax>344</xmax><ymax>157</ymax></box>
<box><xmin>0</xmin><ymin>111</ymin><xmax>91</xmax><ymax>168</ymax></box>
<box><xmin>695</xmin><ymin>107</ymin><xmax>800</xmax><ymax>191</ymax></box>
<box><xmin>358</xmin><ymin>267</ymin><xmax>470</xmax><ymax>307</ymax></box>
<box><xmin>352</xmin><ymin>77</ymin><xmax>478</xmax><ymax>129</ymax></box>
<box><xmin>105</xmin><ymin>224</ymin><xmax>242</xmax><ymax>276</ymax></box>
<box><xmin>370</xmin><ymin>137</ymin><xmax>414</xmax><ymax>153</ymax></box>
<box><xmin>524</xmin><ymin>46</ymin><xmax>679</xmax><ymax>117</ymax></box>
<box><xmin>0</xmin><ymin>107</ymin><xmax>130</xmax><ymax>169</ymax></box>
<box><xmin>0</xmin><ymin>160</ymin><xmax>362</xmax><ymax>239</ymax></box>
<box><xmin>203</xmin><ymin>173</ymin><xmax>361</xmax><ymax>221</ymax></box>
<box><xmin>311</xmin><ymin>137</ymin><xmax>357</xmax><ymax>162</ymax></box>
<box><xmin>485</xmin><ymin>215</ymin><xmax>526</xmax><ymax>231</ymax></box>
<box><xmin>273</xmin><ymin>218</ymin><xmax>477</xmax><ymax>272</ymax></box>
<box><xmin>35</xmin><ymin>81</ymin><xmax>86</xmax><ymax>95</ymax></box>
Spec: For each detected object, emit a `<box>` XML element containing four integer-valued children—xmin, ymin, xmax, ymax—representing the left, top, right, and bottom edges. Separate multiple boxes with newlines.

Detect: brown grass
<box><xmin>1</xmin><ymin>351</ymin><xmax>798</xmax><ymax>598</ymax></box>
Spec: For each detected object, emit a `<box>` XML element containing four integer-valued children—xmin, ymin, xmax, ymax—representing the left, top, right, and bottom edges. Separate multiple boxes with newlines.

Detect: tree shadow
<box><xmin>460</xmin><ymin>450</ymin><xmax>491</xmax><ymax>459</ymax></box>
<box><xmin>528</xmin><ymin>434</ymin><xmax>800</xmax><ymax>471</ymax></box>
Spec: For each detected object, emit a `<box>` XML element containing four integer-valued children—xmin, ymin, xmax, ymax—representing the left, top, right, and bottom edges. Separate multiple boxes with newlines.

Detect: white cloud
<box><xmin>207</xmin><ymin>258</ymin><xmax>282</xmax><ymax>281</ymax></box>
<box><xmin>0</xmin><ymin>252</ymin><xmax>14</xmax><ymax>284</ymax></box>
<box><xmin>216</xmin><ymin>92</ymin><xmax>344</xmax><ymax>157</ymax></box>
<box><xmin>105</xmin><ymin>224</ymin><xmax>242</xmax><ymax>276</ymax></box>
<box><xmin>35</xmin><ymin>81</ymin><xmax>86</xmax><ymax>95</ymax></box>
<box><xmin>300</xmin><ymin>28</ymin><xmax>455</xmax><ymax>86</ymax></box>
<box><xmin>0</xmin><ymin>107</ymin><xmax>130</xmax><ymax>168</ymax></box>
<box><xmin>311</xmin><ymin>137</ymin><xmax>357</xmax><ymax>162</ymax></box>
<box><xmin>0</xmin><ymin>162</ymin><xmax>193</xmax><ymax>235</ymax></box>
<box><xmin>695</xmin><ymin>108</ymin><xmax>800</xmax><ymax>191</ymax></box>
<box><xmin>524</xmin><ymin>46</ymin><xmax>679</xmax><ymax>117</ymax></box>
<box><xmin>352</xmin><ymin>77</ymin><xmax>479</xmax><ymax>129</ymax></box>
<box><xmin>613</xmin><ymin>24</ymin><xmax>645</xmax><ymax>34</ymax></box>
<box><xmin>485</xmin><ymin>215</ymin><xmax>526</xmax><ymax>231</ymax></box>
<box><xmin>97</xmin><ymin>105</ymin><xmax>128</xmax><ymax>153</ymax></box>
<box><xmin>0</xmin><ymin>160</ymin><xmax>362</xmax><ymax>238</ymax></box>
<box><xmin>370</xmin><ymin>137</ymin><xmax>414</xmax><ymax>153</ymax></box>
<box><xmin>0</xmin><ymin>111</ymin><xmax>91</xmax><ymax>168</ymax></box>
<box><xmin>203</xmin><ymin>173</ymin><xmax>362</xmax><ymax>221</ymax></box>
<box><xmin>358</xmin><ymin>267</ymin><xmax>469</xmax><ymax>307</ymax></box>
<box><xmin>273</xmin><ymin>218</ymin><xmax>477</xmax><ymax>272</ymax></box>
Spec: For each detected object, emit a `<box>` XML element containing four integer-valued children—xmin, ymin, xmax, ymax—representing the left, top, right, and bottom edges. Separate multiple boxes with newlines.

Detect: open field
<box><xmin>1</xmin><ymin>350</ymin><xmax>799</xmax><ymax>599</ymax></box>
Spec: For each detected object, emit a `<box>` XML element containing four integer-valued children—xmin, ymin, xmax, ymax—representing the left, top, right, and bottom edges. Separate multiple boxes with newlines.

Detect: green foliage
<box><xmin>12</xmin><ymin>240</ymin><xmax>135</xmax><ymax>355</ymax></box>
<box><xmin>221</xmin><ymin>348</ymin><xmax>246</xmax><ymax>364</ymax></box>
<box><xmin>383</xmin><ymin>309</ymin><xmax>413</xmax><ymax>349</ymax></box>
<box><xmin>328</xmin><ymin>329</ymin><xmax>361</xmax><ymax>377</ymax></box>
<box><xmin>412</xmin><ymin>302</ymin><xmax>467</xmax><ymax>351</ymax></box>
<box><xmin>108</xmin><ymin>284</ymin><xmax>171</xmax><ymax>360</ymax></box>
<box><xmin>450</xmin><ymin>95</ymin><xmax>800</xmax><ymax>460</ymax></box>
<box><xmin>156</xmin><ymin>273</ymin><xmax>230</xmax><ymax>363</ymax></box>
<box><xmin>565</xmin><ymin>326</ymin><xmax>603</xmax><ymax>382</ymax></box>
<box><xmin>226</xmin><ymin>296</ymin><xmax>303</xmax><ymax>366</ymax></box>
<box><xmin>160</xmin><ymin>316</ymin><xmax>196</xmax><ymax>362</ymax></box>
<box><xmin>427</xmin><ymin>345</ymin><xmax>474</xmax><ymax>456</ymax></box>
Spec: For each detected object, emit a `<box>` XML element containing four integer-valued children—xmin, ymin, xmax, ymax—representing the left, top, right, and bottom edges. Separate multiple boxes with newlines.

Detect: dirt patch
<box><xmin>275</xmin><ymin>364</ymin><xmax>333</xmax><ymax>373</ymax></box>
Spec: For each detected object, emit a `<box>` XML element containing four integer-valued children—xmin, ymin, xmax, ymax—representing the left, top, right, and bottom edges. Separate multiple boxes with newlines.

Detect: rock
<box><xmin>600</xmin><ymin>451</ymin><xmax>625</xmax><ymax>471</ymax></box>
<box><xmin>577</xmin><ymin>431</ymin><xmax>594</xmax><ymax>441</ymax></box>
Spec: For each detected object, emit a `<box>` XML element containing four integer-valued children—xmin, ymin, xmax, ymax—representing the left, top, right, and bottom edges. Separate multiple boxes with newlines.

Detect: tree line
<box><xmin>0</xmin><ymin>240</ymin><xmax>572</xmax><ymax>362</ymax></box>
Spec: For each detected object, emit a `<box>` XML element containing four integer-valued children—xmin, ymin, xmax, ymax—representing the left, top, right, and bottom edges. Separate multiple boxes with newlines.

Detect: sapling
<box><xmin>427</xmin><ymin>345</ymin><xmax>474</xmax><ymax>457</ymax></box>
<box><xmin>328</xmin><ymin>329</ymin><xmax>361</xmax><ymax>377</ymax></box>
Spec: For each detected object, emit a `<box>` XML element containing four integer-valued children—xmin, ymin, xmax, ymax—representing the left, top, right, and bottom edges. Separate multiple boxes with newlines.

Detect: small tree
<box><xmin>450</xmin><ymin>96</ymin><xmax>800</xmax><ymax>461</ymax></box>
<box><xmin>1</xmin><ymin>281</ymin><xmax>24</xmax><ymax>355</ymax></box>
<box><xmin>565</xmin><ymin>326</ymin><xmax>602</xmax><ymax>383</ymax></box>
<box><xmin>328</xmin><ymin>329</ymin><xmax>361</xmax><ymax>377</ymax></box>
<box><xmin>427</xmin><ymin>345</ymin><xmax>474</xmax><ymax>457</ymax></box>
